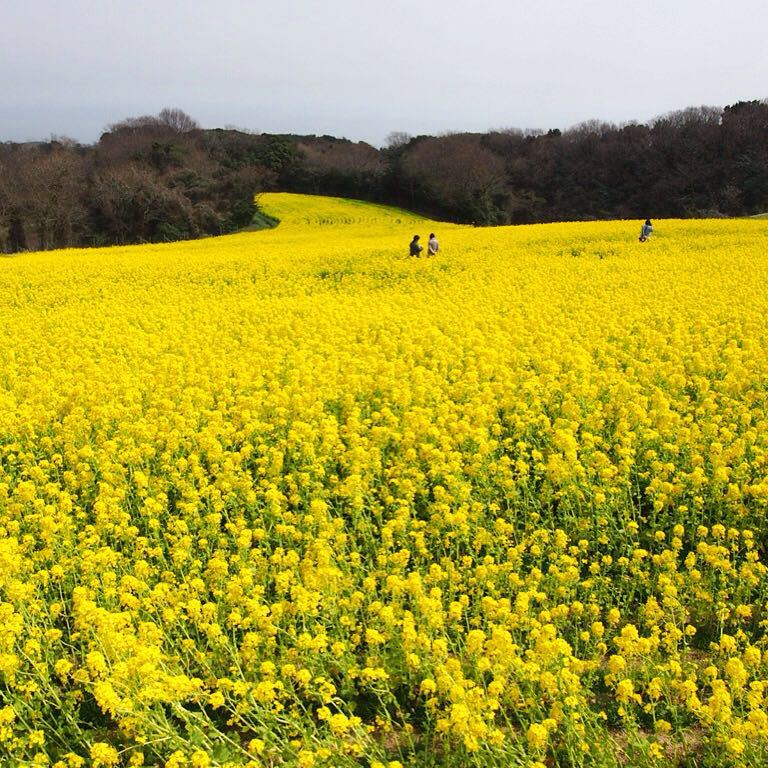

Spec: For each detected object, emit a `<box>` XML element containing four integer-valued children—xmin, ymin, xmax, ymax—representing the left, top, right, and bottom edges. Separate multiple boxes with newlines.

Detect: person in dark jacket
<box><xmin>409</xmin><ymin>235</ymin><xmax>423</xmax><ymax>257</ymax></box>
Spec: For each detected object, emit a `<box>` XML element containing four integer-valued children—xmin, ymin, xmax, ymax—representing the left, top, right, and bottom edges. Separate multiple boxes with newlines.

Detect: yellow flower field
<box><xmin>1</xmin><ymin>193</ymin><xmax>768</xmax><ymax>767</ymax></box>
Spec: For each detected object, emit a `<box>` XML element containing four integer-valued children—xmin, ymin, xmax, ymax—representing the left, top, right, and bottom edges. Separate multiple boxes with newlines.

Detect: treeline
<box><xmin>0</xmin><ymin>109</ymin><xmax>278</xmax><ymax>253</ymax></box>
<box><xmin>1</xmin><ymin>100</ymin><xmax>767</xmax><ymax>252</ymax></box>
<box><xmin>299</xmin><ymin>100</ymin><xmax>768</xmax><ymax>226</ymax></box>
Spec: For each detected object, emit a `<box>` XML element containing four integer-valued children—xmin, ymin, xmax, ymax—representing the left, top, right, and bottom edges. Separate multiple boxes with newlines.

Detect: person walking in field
<box><xmin>639</xmin><ymin>219</ymin><xmax>653</xmax><ymax>242</ymax></box>
<box><xmin>427</xmin><ymin>233</ymin><xmax>439</xmax><ymax>256</ymax></box>
<box><xmin>409</xmin><ymin>234</ymin><xmax>423</xmax><ymax>257</ymax></box>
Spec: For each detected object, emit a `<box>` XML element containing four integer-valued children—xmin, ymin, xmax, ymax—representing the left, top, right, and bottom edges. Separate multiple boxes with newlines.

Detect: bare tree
<box><xmin>653</xmin><ymin>105</ymin><xmax>722</xmax><ymax>129</ymax></box>
<box><xmin>106</xmin><ymin>114</ymin><xmax>164</xmax><ymax>134</ymax></box>
<box><xmin>0</xmin><ymin>163</ymin><xmax>10</xmax><ymax>251</ymax></box>
<box><xmin>386</xmin><ymin>131</ymin><xmax>412</xmax><ymax>150</ymax></box>
<box><xmin>158</xmin><ymin>108</ymin><xmax>200</xmax><ymax>133</ymax></box>
<box><xmin>19</xmin><ymin>149</ymin><xmax>86</xmax><ymax>249</ymax></box>
<box><xmin>298</xmin><ymin>138</ymin><xmax>384</xmax><ymax>174</ymax></box>
<box><xmin>402</xmin><ymin>134</ymin><xmax>507</xmax><ymax>222</ymax></box>
<box><xmin>92</xmin><ymin>165</ymin><xmax>196</xmax><ymax>243</ymax></box>
<box><xmin>563</xmin><ymin>120</ymin><xmax>617</xmax><ymax>143</ymax></box>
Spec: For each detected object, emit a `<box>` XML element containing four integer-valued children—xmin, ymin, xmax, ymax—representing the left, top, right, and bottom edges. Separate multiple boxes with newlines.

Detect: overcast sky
<box><xmin>2</xmin><ymin>0</ymin><xmax>767</xmax><ymax>147</ymax></box>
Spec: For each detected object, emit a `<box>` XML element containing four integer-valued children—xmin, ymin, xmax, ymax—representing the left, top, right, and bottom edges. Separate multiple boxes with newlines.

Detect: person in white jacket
<box><xmin>427</xmin><ymin>233</ymin><xmax>439</xmax><ymax>256</ymax></box>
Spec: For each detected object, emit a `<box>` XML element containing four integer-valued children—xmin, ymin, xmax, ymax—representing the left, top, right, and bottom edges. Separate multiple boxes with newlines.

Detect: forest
<box><xmin>1</xmin><ymin>100</ymin><xmax>767</xmax><ymax>252</ymax></box>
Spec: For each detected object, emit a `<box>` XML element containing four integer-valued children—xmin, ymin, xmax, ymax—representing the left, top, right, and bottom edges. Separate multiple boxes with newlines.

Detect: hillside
<box><xmin>2</xmin><ymin>98</ymin><xmax>768</xmax><ymax>254</ymax></box>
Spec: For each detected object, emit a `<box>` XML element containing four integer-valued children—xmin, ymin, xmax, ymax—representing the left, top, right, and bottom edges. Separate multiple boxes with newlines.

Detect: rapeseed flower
<box><xmin>0</xmin><ymin>194</ymin><xmax>767</xmax><ymax>766</ymax></box>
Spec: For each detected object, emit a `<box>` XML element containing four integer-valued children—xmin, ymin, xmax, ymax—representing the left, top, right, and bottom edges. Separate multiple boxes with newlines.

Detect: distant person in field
<box><xmin>639</xmin><ymin>219</ymin><xmax>653</xmax><ymax>242</ymax></box>
<box><xmin>409</xmin><ymin>234</ymin><xmax>423</xmax><ymax>257</ymax></box>
<box><xmin>427</xmin><ymin>233</ymin><xmax>439</xmax><ymax>256</ymax></box>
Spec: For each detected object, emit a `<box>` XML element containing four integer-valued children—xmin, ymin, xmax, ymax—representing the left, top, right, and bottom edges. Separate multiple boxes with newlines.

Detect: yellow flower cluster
<box><xmin>0</xmin><ymin>193</ymin><xmax>767</xmax><ymax>767</ymax></box>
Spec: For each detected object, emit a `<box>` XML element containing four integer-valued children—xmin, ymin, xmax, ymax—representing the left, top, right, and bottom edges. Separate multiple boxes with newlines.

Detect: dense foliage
<box><xmin>2</xmin><ymin>194</ymin><xmax>768</xmax><ymax>767</ymax></box>
<box><xmin>306</xmin><ymin>100</ymin><xmax>768</xmax><ymax>225</ymax></box>
<box><xmin>1</xmin><ymin>99</ymin><xmax>767</xmax><ymax>253</ymax></box>
<box><xmin>0</xmin><ymin>112</ymin><xmax>274</xmax><ymax>253</ymax></box>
